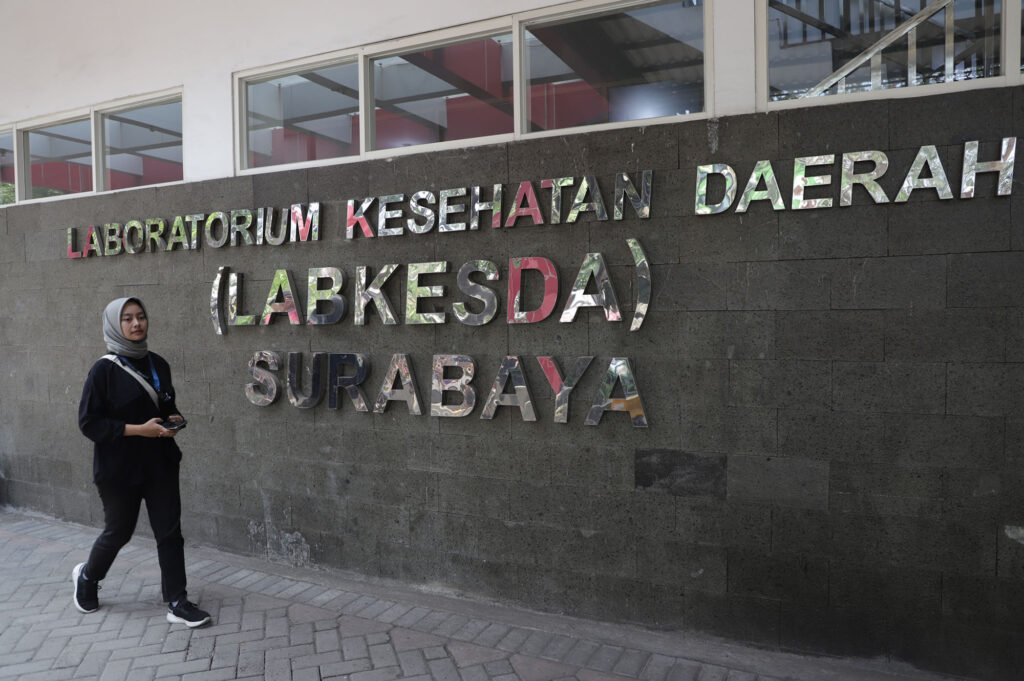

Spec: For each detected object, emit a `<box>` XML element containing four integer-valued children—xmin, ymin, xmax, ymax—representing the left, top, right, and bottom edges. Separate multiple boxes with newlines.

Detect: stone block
<box><xmin>780</xmin><ymin>99</ymin><xmax>889</xmax><ymax>159</ymax></box>
<box><xmin>778</xmin><ymin>604</ymin><xmax>886</xmax><ymax>659</ymax></box>
<box><xmin>727</xmin><ymin>550</ymin><xmax>828</xmax><ymax>605</ymax></box>
<box><xmin>889</xmin><ymin>88</ymin><xmax>1014</xmax><ymax>149</ymax></box>
<box><xmin>884</xmin><ymin>309</ymin><xmax>1006</xmax><ymax>362</ymax></box>
<box><xmin>948</xmin><ymin>252</ymin><xmax>1024</xmax><ymax>307</ymax></box>
<box><xmin>655</xmin><ymin>262</ymin><xmax>730</xmax><ymax>310</ymax></box>
<box><xmin>778</xmin><ymin>205</ymin><xmax>887</xmax><ymax>260</ymax></box>
<box><xmin>679</xmin><ymin>311</ymin><xmax>774</xmax><ymax>360</ymax></box>
<box><xmin>832</xmin><ymin>361</ymin><xmax>946</xmax><ymax>414</ymax></box>
<box><xmin>677</xmin><ymin>211</ymin><xmax>779</xmax><ymax>263</ymax></box>
<box><xmin>634</xmin><ymin>449</ymin><xmax>726</xmax><ymax>499</ymax></box>
<box><xmin>775</xmin><ymin>310</ymin><xmax>884</xmax><ymax>361</ymax></box>
<box><xmin>727</xmin><ymin>455</ymin><xmax>829</xmax><ymax>511</ymax></box>
<box><xmin>727</xmin><ymin>260</ymin><xmax>833</xmax><ymax>310</ymax></box>
<box><xmin>680</xmin><ymin>405</ymin><xmax>776</xmax><ymax>455</ymax></box>
<box><xmin>728</xmin><ymin>359</ymin><xmax>831</xmax><ymax>410</ymax></box>
<box><xmin>888</xmin><ymin>198</ymin><xmax>1010</xmax><ymax>256</ymax></box>
<box><xmin>830</xmin><ymin>256</ymin><xmax>946</xmax><ymax>309</ymax></box>
<box><xmin>637</xmin><ymin>539</ymin><xmax>727</xmax><ymax>592</ymax></box>
<box><xmin>947</xmin><ymin>363</ymin><xmax>1024</xmax><ymax>416</ymax></box>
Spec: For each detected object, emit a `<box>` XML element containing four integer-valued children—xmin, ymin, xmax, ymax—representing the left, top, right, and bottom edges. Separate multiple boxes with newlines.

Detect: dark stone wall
<box><xmin>2</xmin><ymin>86</ymin><xmax>1023</xmax><ymax>680</ymax></box>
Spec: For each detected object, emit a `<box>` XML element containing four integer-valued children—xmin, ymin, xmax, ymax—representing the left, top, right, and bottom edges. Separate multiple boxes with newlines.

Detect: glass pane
<box><xmin>104</xmin><ymin>100</ymin><xmax>182</xmax><ymax>190</ymax></box>
<box><xmin>246</xmin><ymin>61</ymin><xmax>359</xmax><ymax>168</ymax></box>
<box><xmin>372</xmin><ymin>34</ymin><xmax>514</xmax><ymax>151</ymax></box>
<box><xmin>524</xmin><ymin>1</ymin><xmax>704</xmax><ymax>132</ymax></box>
<box><xmin>26</xmin><ymin>119</ymin><xmax>93</xmax><ymax>198</ymax></box>
<box><xmin>768</xmin><ymin>0</ymin><xmax>1001</xmax><ymax>101</ymax></box>
<box><xmin>0</xmin><ymin>132</ymin><xmax>13</xmax><ymax>205</ymax></box>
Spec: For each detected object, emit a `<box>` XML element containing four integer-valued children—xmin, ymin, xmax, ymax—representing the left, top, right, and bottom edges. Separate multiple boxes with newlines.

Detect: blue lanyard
<box><xmin>117</xmin><ymin>355</ymin><xmax>161</xmax><ymax>392</ymax></box>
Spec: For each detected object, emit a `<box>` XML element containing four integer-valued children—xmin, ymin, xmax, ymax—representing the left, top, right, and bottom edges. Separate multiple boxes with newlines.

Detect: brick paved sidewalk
<box><xmin>0</xmin><ymin>509</ymin><xmax>969</xmax><ymax>681</ymax></box>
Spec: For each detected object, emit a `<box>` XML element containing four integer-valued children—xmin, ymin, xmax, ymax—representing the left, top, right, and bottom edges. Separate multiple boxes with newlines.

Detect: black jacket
<box><xmin>78</xmin><ymin>352</ymin><xmax>182</xmax><ymax>486</ymax></box>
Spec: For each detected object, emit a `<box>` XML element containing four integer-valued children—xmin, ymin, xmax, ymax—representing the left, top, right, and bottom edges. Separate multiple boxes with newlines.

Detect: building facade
<box><xmin>2</xmin><ymin>2</ymin><xmax>1023</xmax><ymax>679</ymax></box>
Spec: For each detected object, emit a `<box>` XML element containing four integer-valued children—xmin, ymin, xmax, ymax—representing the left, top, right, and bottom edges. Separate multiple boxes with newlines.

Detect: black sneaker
<box><xmin>72</xmin><ymin>563</ymin><xmax>99</xmax><ymax>613</ymax></box>
<box><xmin>166</xmin><ymin>600</ymin><xmax>211</xmax><ymax>628</ymax></box>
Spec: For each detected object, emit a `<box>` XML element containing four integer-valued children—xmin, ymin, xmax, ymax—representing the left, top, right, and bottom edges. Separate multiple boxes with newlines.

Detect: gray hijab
<box><xmin>102</xmin><ymin>297</ymin><xmax>149</xmax><ymax>359</ymax></box>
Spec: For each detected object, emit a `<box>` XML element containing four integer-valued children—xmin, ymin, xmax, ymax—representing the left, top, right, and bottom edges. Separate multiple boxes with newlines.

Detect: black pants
<box><xmin>85</xmin><ymin>475</ymin><xmax>187</xmax><ymax>603</ymax></box>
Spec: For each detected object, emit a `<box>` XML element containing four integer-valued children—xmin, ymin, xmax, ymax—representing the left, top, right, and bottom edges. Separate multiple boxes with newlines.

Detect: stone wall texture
<box><xmin>2</xmin><ymin>87</ymin><xmax>1023</xmax><ymax>680</ymax></box>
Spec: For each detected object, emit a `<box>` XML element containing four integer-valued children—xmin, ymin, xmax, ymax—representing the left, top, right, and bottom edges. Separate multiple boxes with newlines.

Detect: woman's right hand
<box><xmin>124</xmin><ymin>417</ymin><xmax>173</xmax><ymax>438</ymax></box>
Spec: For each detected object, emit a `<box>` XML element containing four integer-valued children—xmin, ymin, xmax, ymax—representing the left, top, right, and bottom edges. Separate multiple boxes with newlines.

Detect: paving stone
<box><xmin>321</xmin><ymin>658</ymin><xmax>374</xmax><ymax>677</ymax></box>
<box><xmin>429</xmin><ymin>657</ymin><xmax>463</xmax><ymax>681</ymax></box>
<box><xmin>369</xmin><ymin>642</ymin><xmax>398</xmax><ymax>668</ymax></box>
<box><xmin>350</xmin><ymin>666</ymin><xmax>403</xmax><ymax>681</ymax></box>
<box><xmin>398</xmin><ymin>649</ymin><xmax>430</xmax><ymax>676</ymax></box>
<box><xmin>447</xmin><ymin>641</ymin><xmax>508</xmax><ymax>668</ymax></box>
<box><xmin>342</xmin><ymin>636</ymin><xmax>370</xmax><ymax>660</ymax></box>
<box><xmin>390</xmin><ymin>628</ymin><xmax>447</xmax><ymax>652</ymax></box>
<box><xmin>511</xmin><ymin>654</ymin><xmax>579</xmax><ymax>681</ymax></box>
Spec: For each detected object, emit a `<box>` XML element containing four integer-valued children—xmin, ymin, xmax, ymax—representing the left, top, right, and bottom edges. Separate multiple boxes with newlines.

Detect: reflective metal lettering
<box><xmin>210</xmin><ymin>266</ymin><xmax>225</xmax><ymax>335</ymax></box>
<box><xmin>354</xmin><ymin>265</ymin><xmax>399</xmax><ymax>325</ymax></box>
<box><xmin>373</xmin><ymin>353</ymin><xmax>422</xmax><ymax>414</ymax></box>
<box><xmin>229</xmin><ymin>209</ymin><xmax>255</xmax><ymax>246</ymax></box>
<box><xmin>328</xmin><ymin>353</ymin><xmax>370</xmax><ymax>411</ymax></box>
<box><xmin>791</xmin><ymin>155</ymin><xmax>835</xmax><ymax>210</ymax></box>
<box><xmin>840</xmin><ymin>151</ymin><xmax>890</xmax><ymax>206</ymax></box>
<box><xmin>184</xmin><ymin>214</ymin><xmax>204</xmax><ymax>249</ymax></box>
<box><xmin>144</xmin><ymin>218</ymin><xmax>167</xmax><ymax>252</ymax></box>
<box><xmin>614</xmin><ymin>170</ymin><xmax>652</xmax><ymax>220</ymax></box>
<box><xmin>104</xmin><ymin>223</ymin><xmax>124</xmax><ymax>256</ymax></box>
<box><xmin>439</xmin><ymin>188</ymin><xmax>467</xmax><ymax>232</ymax></box>
<box><xmin>627</xmin><ymin>238</ymin><xmax>650</xmax><ymax>332</ymax></box>
<box><xmin>480</xmin><ymin>356</ymin><xmax>536</xmax><ymax>421</ymax></box>
<box><xmin>694</xmin><ymin>164</ymin><xmax>737</xmax><ymax>215</ymax></box>
<box><xmin>453</xmin><ymin>260</ymin><xmax>499</xmax><ymax>326</ymax></box>
<box><xmin>430</xmin><ymin>354</ymin><xmax>476</xmax><ymax>417</ymax></box>
<box><xmin>166</xmin><ymin>217</ymin><xmax>188</xmax><ymax>251</ymax></box>
<box><xmin>260</xmin><ymin>269</ymin><xmax>302</xmax><ymax>325</ymax></box>
<box><xmin>896</xmin><ymin>145</ymin><xmax>952</xmax><ymax>202</ymax></box>
<box><xmin>560</xmin><ymin>253</ymin><xmax>621</xmax><ymax>323</ymax></box>
<box><xmin>245</xmin><ymin>350</ymin><xmax>280</xmax><ymax>407</ymax></box>
<box><xmin>205</xmin><ymin>212</ymin><xmax>229</xmax><ymax>248</ymax></box>
<box><xmin>347</xmin><ymin>197</ymin><xmax>376</xmax><ymax>238</ymax></box>
<box><xmin>566</xmin><ymin>176</ymin><xmax>608</xmax><ymax>222</ymax></box>
<box><xmin>377</xmin><ymin>194</ymin><xmax>405</xmax><ymax>237</ymax></box>
<box><xmin>961</xmin><ymin>137</ymin><xmax>1016</xmax><ymax>198</ymax></box>
<box><xmin>306</xmin><ymin>267</ymin><xmax>345</xmax><ymax>325</ymax></box>
<box><xmin>407</xmin><ymin>191</ymin><xmax>436</xmax><ymax>234</ymax></box>
<box><xmin>290</xmin><ymin>202</ymin><xmax>320</xmax><ymax>242</ymax></box>
<box><xmin>406</xmin><ymin>261</ymin><xmax>448</xmax><ymax>325</ymax></box>
<box><xmin>736</xmin><ymin>160</ymin><xmax>785</xmax><ymax>212</ymax></box>
<box><xmin>540</xmin><ymin>177</ymin><xmax>574</xmax><ymax>224</ymax></box>
<box><xmin>287</xmin><ymin>351</ymin><xmax>325</xmax><ymax>408</ymax></box>
<box><xmin>507</xmin><ymin>257</ymin><xmax>559</xmax><ymax>324</ymax></box>
<box><xmin>505</xmin><ymin>180</ymin><xmax>543</xmax><ymax>227</ymax></box>
<box><xmin>470</xmin><ymin>184</ymin><xmax>502</xmax><ymax>229</ymax></box>
<box><xmin>584</xmin><ymin>357</ymin><xmax>648</xmax><ymax>427</ymax></box>
<box><xmin>537</xmin><ymin>356</ymin><xmax>593</xmax><ymax>423</ymax></box>
<box><xmin>228</xmin><ymin>271</ymin><xmax>257</xmax><ymax>326</ymax></box>
<box><xmin>123</xmin><ymin>220</ymin><xmax>144</xmax><ymax>254</ymax></box>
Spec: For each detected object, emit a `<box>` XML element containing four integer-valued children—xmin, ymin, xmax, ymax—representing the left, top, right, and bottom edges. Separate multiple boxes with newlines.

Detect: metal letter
<box><xmin>507</xmin><ymin>257</ymin><xmax>559</xmax><ymax>324</ymax></box>
<box><xmin>265</xmin><ymin>208</ymin><xmax>288</xmax><ymax>246</ymax></box>
<box><xmin>166</xmin><ymin>217</ymin><xmax>188</xmax><ymax>251</ymax></box>
<box><xmin>230</xmin><ymin>209</ymin><xmax>255</xmax><ymax>246</ymax></box>
<box><xmin>560</xmin><ymin>253</ymin><xmax>621</xmax><ymax>323</ymax></box>
<box><xmin>103</xmin><ymin>223</ymin><xmax>123</xmax><ymax>256</ymax></box>
<box><xmin>373</xmin><ymin>354</ymin><xmax>422</xmax><ymax>415</ymax></box>
<box><xmin>431</xmin><ymin>354</ymin><xmax>476</xmax><ymax>417</ymax></box>
<box><xmin>290</xmin><ymin>202</ymin><xmax>320</xmax><ymax>242</ymax></box>
<box><xmin>896</xmin><ymin>145</ymin><xmax>953</xmax><ymax>202</ymax></box>
<box><xmin>184</xmin><ymin>214</ymin><xmax>204</xmax><ymax>250</ymax></box>
<box><xmin>540</xmin><ymin>177</ymin><xmax>574</xmax><ymax>224</ymax></box>
<box><xmin>144</xmin><ymin>219</ymin><xmax>167</xmax><ymax>252</ymax></box>
<box><xmin>328</xmin><ymin>353</ymin><xmax>370</xmax><ymax>411</ymax></box>
<box><xmin>439</xmin><ymin>188</ymin><xmax>467</xmax><ymax>232</ymax></box>
<box><xmin>566</xmin><ymin>176</ymin><xmax>608</xmax><ymax>223</ymax></box>
<box><xmin>261</xmin><ymin>269</ymin><xmax>302</xmax><ymax>325</ymax></box>
<box><xmin>584</xmin><ymin>357</ymin><xmax>648</xmax><ymax>427</ymax></box>
<box><xmin>406</xmin><ymin>261</ymin><xmax>448</xmax><ymax>325</ymax></box>
<box><xmin>961</xmin><ymin>138</ymin><xmax>1016</xmax><ymax>198</ymax></box>
<box><xmin>205</xmin><ymin>212</ymin><xmax>229</xmax><ymax>248</ymax></box>
<box><xmin>791</xmin><ymin>155</ymin><xmax>835</xmax><ymax>210</ymax></box>
<box><xmin>66</xmin><ymin>227</ymin><xmax>83</xmax><ymax>259</ymax></box>
<box><xmin>470</xmin><ymin>184</ymin><xmax>502</xmax><ymax>229</ymax></box>
<box><xmin>407</xmin><ymin>191</ymin><xmax>436</xmax><ymax>234</ymax></box>
<box><xmin>287</xmin><ymin>351</ymin><xmax>325</xmax><ymax>409</ymax></box>
<box><xmin>505</xmin><ymin>180</ymin><xmax>543</xmax><ymax>227</ymax></box>
<box><xmin>346</xmin><ymin>197</ymin><xmax>376</xmax><ymax>239</ymax></box>
<box><xmin>377</xmin><ymin>195</ymin><xmax>405</xmax><ymax>237</ymax></box>
<box><xmin>228</xmin><ymin>271</ymin><xmax>257</xmax><ymax>326</ymax></box>
<box><xmin>480</xmin><ymin>356</ymin><xmax>536</xmax><ymax>421</ymax></box>
<box><xmin>84</xmin><ymin>226</ymin><xmax>102</xmax><ymax>258</ymax></box>
<box><xmin>614</xmin><ymin>170</ymin><xmax>652</xmax><ymax>220</ymax></box>
<box><xmin>123</xmin><ymin>220</ymin><xmax>144</xmax><ymax>254</ymax></box>
<box><xmin>694</xmin><ymin>164</ymin><xmax>737</xmax><ymax>215</ymax></box>
<box><xmin>354</xmin><ymin>264</ymin><xmax>399</xmax><ymax>325</ymax></box>
<box><xmin>306</xmin><ymin>267</ymin><xmax>345</xmax><ymax>325</ymax></box>
<box><xmin>627</xmin><ymin>238</ymin><xmax>650</xmax><ymax>332</ymax></box>
<box><xmin>245</xmin><ymin>350</ymin><xmax>280</xmax><ymax>407</ymax></box>
<box><xmin>210</xmin><ymin>266</ymin><xmax>225</xmax><ymax>335</ymax></box>
<box><xmin>840</xmin><ymin>151</ymin><xmax>890</xmax><ymax>206</ymax></box>
<box><xmin>537</xmin><ymin>356</ymin><xmax>593</xmax><ymax>423</ymax></box>
<box><xmin>453</xmin><ymin>260</ymin><xmax>499</xmax><ymax>326</ymax></box>
<box><xmin>736</xmin><ymin>160</ymin><xmax>785</xmax><ymax>212</ymax></box>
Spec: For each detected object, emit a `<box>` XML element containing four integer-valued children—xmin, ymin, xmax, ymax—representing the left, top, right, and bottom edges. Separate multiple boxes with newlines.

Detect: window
<box><xmin>244</xmin><ymin>61</ymin><xmax>360</xmax><ymax>168</ymax></box>
<box><xmin>25</xmin><ymin>118</ymin><xmax>93</xmax><ymax>198</ymax></box>
<box><xmin>523</xmin><ymin>1</ymin><xmax>705</xmax><ymax>131</ymax></box>
<box><xmin>370</xmin><ymin>33</ymin><xmax>514</xmax><ymax>150</ymax></box>
<box><xmin>767</xmin><ymin>0</ymin><xmax>1002</xmax><ymax>101</ymax></box>
<box><xmin>102</xmin><ymin>99</ymin><xmax>183</xmax><ymax>190</ymax></box>
<box><xmin>0</xmin><ymin>131</ymin><xmax>13</xmax><ymax>205</ymax></box>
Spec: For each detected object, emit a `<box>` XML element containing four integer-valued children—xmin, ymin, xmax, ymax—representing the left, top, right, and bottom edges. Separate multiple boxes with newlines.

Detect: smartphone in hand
<box><xmin>160</xmin><ymin>419</ymin><xmax>187</xmax><ymax>431</ymax></box>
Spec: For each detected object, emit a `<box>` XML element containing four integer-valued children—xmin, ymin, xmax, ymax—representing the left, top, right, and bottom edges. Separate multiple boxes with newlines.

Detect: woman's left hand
<box><xmin>164</xmin><ymin>414</ymin><xmax>184</xmax><ymax>438</ymax></box>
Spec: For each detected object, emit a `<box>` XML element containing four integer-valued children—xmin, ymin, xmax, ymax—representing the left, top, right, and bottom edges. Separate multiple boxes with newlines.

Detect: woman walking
<box><xmin>73</xmin><ymin>297</ymin><xmax>210</xmax><ymax>628</ymax></box>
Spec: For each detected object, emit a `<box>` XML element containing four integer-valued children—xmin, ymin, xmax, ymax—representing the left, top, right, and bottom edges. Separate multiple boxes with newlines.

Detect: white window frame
<box><xmin>755</xmin><ymin>0</ymin><xmax>1024</xmax><ymax>111</ymax></box>
<box><xmin>5</xmin><ymin>89</ymin><xmax>185</xmax><ymax>205</ymax></box>
<box><xmin>235</xmin><ymin>51</ymin><xmax>362</xmax><ymax>173</ymax></box>
<box><xmin>95</xmin><ymin>89</ymin><xmax>184</xmax><ymax>193</ymax></box>
<box><xmin>0</xmin><ymin>126</ymin><xmax>16</xmax><ymax>205</ymax></box>
<box><xmin>234</xmin><ymin>0</ymin><xmax>712</xmax><ymax>174</ymax></box>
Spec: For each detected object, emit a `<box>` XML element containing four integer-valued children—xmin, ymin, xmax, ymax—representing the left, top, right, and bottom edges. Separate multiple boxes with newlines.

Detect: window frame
<box><xmin>96</xmin><ymin>90</ymin><xmax>184</xmax><ymax>193</ymax></box>
<box><xmin>234</xmin><ymin>0</ymin><xmax>712</xmax><ymax>174</ymax></box>
<box><xmin>17</xmin><ymin>108</ymin><xmax>95</xmax><ymax>204</ymax></box>
<box><xmin>755</xmin><ymin>0</ymin><xmax>1024</xmax><ymax>111</ymax></box>
<box><xmin>0</xmin><ymin>126</ymin><xmax>16</xmax><ymax>205</ymax></box>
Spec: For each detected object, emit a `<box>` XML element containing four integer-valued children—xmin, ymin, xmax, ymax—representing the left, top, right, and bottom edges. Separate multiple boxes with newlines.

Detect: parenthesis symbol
<box><xmin>211</xmin><ymin>266</ymin><xmax>226</xmax><ymax>335</ymax></box>
<box><xmin>627</xmin><ymin>238</ymin><xmax>650</xmax><ymax>332</ymax></box>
